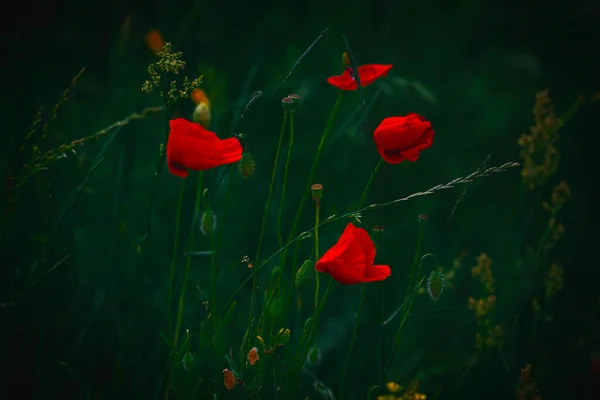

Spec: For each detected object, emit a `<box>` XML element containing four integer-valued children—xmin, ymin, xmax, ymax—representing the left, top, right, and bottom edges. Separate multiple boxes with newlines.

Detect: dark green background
<box><xmin>1</xmin><ymin>0</ymin><xmax>599</xmax><ymax>399</ymax></box>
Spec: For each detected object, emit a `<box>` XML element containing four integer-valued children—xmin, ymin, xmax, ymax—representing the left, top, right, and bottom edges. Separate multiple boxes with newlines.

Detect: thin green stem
<box><xmin>385</xmin><ymin>219</ymin><xmax>427</xmax><ymax>376</ymax></box>
<box><xmin>357</xmin><ymin>158</ymin><xmax>382</xmax><ymax>211</ymax></box>
<box><xmin>338</xmin><ymin>284</ymin><xmax>365</xmax><ymax>399</ymax></box>
<box><xmin>267</xmin><ymin>108</ymin><xmax>296</xmax><ymax>340</ymax></box>
<box><xmin>314</xmin><ymin>203</ymin><xmax>321</xmax><ymax>310</ymax></box>
<box><xmin>282</xmin><ymin>90</ymin><xmax>343</xmax><ymax>261</ymax></box>
<box><xmin>167</xmin><ymin>179</ymin><xmax>186</xmax><ymax>341</ymax></box>
<box><xmin>249</xmin><ymin>112</ymin><xmax>288</xmax><ymax>327</ymax></box>
<box><xmin>174</xmin><ymin>172</ymin><xmax>204</xmax><ymax>347</ymax></box>
<box><xmin>277</xmin><ymin>110</ymin><xmax>295</xmax><ymax>247</ymax></box>
<box><xmin>285</xmin><ymin>276</ymin><xmax>334</xmax><ymax>394</ymax></box>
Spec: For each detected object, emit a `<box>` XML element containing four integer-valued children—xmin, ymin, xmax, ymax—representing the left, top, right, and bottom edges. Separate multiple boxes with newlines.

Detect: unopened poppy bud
<box><xmin>295</xmin><ymin>259</ymin><xmax>315</xmax><ymax>291</ymax></box>
<box><xmin>311</xmin><ymin>184</ymin><xmax>323</xmax><ymax>204</ymax></box>
<box><xmin>282</xmin><ymin>96</ymin><xmax>294</xmax><ymax>113</ymax></box>
<box><xmin>193</xmin><ymin>102</ymin><xmax>211</xmax><ymax>129</ymax></box>
<box><xmin>343</xmin><ymin>52</ymin><xmax>350</xmax><ymax>68</ymax></box>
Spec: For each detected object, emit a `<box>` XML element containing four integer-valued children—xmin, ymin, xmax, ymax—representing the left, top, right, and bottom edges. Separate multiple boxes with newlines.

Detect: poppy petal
<box><xmin>356</xmin><ymin>64</ymin><xmax>392</xmax><ymax>86</ymax></box>
<box><xmin>170</xmin><ymin>118</ymin><xmax>219</xmax><ymax>141</ymax></box>
<box><xmin>363</xmin><ymin>264</ymin><xmax>391</xmax><ymax>282</ymax></box>
<box><xmin>352</xmin><ymin>226</ymin><xmax>376</xmax><ymax>267</ymax></box>
<box><xmin>172</xmin><ymin>135</ymin><xmax>242</xmax><ymax>171</ymax></box>
<box><xmin>326</xmin><ymin>71</ymin><xmax>356</xmax><ymax>91</ymax></box>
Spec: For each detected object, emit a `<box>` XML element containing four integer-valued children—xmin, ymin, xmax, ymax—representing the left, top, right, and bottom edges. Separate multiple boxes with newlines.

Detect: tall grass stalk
<box><xmin>174</xmin><ymin>172</ymin><xmax>204</xmax><ymax>346</ymax></box>
<box><xmin>282</xmin><ymin>90</ymin><xmax>343</xmax><ymax>263</ymax></box>
<box><xmin>168</xmin><ymin>179</ymin><xmax>186</xmax><ymax>341</ymax></box>
<box><xmin>249</xmin><ymin>111</ymin><xmax>289</xmax><ymax>329</ymax></box>
<box><xmin>385</xmin><ymin>216</ymin><xmax>427</xmax><ymax>375</ymax></box>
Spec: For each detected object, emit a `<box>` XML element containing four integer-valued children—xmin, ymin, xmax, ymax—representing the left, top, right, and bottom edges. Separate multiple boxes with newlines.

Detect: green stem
<box><xmin>385</xmin><ymin>218</ymin><xmax>427</xmax><ymax>375</ymax></box>
<box><xmin>285</xmin><ymin>276</ymin><xmax>334</xmax><ymax>394</ymax></box>
<box><xmin>338</xmin><ymin>284</ymin><xmax>365</xmax><ymax>399</ymax></box>
<box><xmin>339</xmin><ymin>158</ymin><xmax>383</xmax><ymax>398</ymax></box>
<box><xmin>174</xmin><ymin>172</ymin><xmax>204</xmax><ymax>347</ymax></box>
<box><xmin>167</xmin><ymin>179</ymin><xmax>186</xmax><ymax>341</ymax></box>
<box><xmin>282</xmin><ymin>90</ymin><xmax>343</xmax><ymax>262</ymax></box>
<box><xmin>357</xmin><ymin>158</ymin><xmax>382</xmax><ymax>211</ymax></box>
<box><xmin>277</xmin><ymin>110</ymin><xmax>295</xmax><ymax>247</ymax></box>
<box><xmin>267</xmin><ymin>107</ymin><xmax>296</xmax><ymax>340</ymax></box>
<box><xmin>380</xmin><ymin>280</ymin><xmax>385</xmax><ymax>385</ymax></box>
<box><xmin>314</xmin><ymin>203</ymin><xmax>321</xmax><ymax>310</ymax></box>
<box><xmin>249</xmin><ymin>111</ymin><xmax>288</xmax><ymax>328</ymax></box>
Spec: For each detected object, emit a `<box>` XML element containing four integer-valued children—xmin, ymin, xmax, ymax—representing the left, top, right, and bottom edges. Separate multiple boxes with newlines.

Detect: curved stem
<box><xmin>167</xmin><ymin>179</ymin><xmax>185</xmax><ymax>341</ymax></box>
<box><xmin>314</xmin><ymin>203</ymin><xmax>321</xmax><ymax>310</ymax></box>
<box><xmin>282</xmin><ymin>90</ymin><xmax>343</xmax><ymax>262</ymax></box>
<box><xmin>277</xmin><ymin>110</ymin><xmax>295</xmax><ymax>247</ymax></box>
<box><xmin>249</xmin><ymin>111</ymin><xmax>288</xmax><ymax>326</ymax></box>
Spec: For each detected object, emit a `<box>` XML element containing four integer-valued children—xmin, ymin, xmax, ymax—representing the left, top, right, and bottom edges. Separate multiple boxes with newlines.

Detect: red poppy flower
<box><xmin>327</xmin><ymin>64</ymin><xmax>392</xmax><ymax>91</ymax></box>
<box><xmin>373</xmin><ymin>113</ymin><xmax>434</xmax><ymax>164</ymax></box>
<box><xmin>315</xmin><ymin>223</ymin><xmax>390</xmax><ymax>284</ymax></box>
<box><xmin>166</xmin><ymin>118</ymin><xmax>243</xmax><ymax>178</ymax></box>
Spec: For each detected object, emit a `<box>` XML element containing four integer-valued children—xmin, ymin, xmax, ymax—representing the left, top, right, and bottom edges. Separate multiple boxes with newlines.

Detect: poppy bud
<box><xmin>238</xmin><ymin>151</ymin><xmax>256</xmax><ymax>179</ymax></box>
<box><xmin>200</xmin><ymin>210</ymin><xmax>217</xmax><ymax>235</ymax></box>
<box><xmin>295</xmin><ymin>259</ymin><xmax>315</xmax><ymax>291</ymax></box>
<box><xmin>192</xmin><ymin>102</ymin><xmax>211</xmax><ymax>129</ymax></box>
<box><xmin>282</xmin><ymin>96</ymin><xmax>294</xmax><ymax>113</ymax></box>
<box><xmin>310</xmin><ymin>183</ymin><xmax>323</xmax><ymax>204</ymax></box>
<box><xmin>306</xmin><ymin>347</ymin><xmax>322</xmax><ymax>366</ymax></box>
<box><xmin>343</xmin><ymin>52</ymin><xmax>350</xmax><ymax>68</ymax></box>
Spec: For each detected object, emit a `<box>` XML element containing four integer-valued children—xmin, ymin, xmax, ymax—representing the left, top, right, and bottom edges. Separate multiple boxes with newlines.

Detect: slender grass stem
<box><xmin>168</xmin><ymin>179</ymin><xmax>186</xmax><ymax>340</ymax></box>
<box><xmin>282</xmin><ymin>90</ymin><xmax>343</xmax><ymax>263</ymax></box>
<box><xmin>277</xmin><ymin>110</ymin><xmax>295</xmax><ymax>247</ymax></box>
<box><xmin>267</xmin><ymin>107</ymin><xmax>296</xmax><ymax>341</ymax></box>
<box><xmin>314</xmin><ymin>203</ymin><xmax>321</xmax><ymax>309</ymax></box>
<box><xmin>174</xmin><ymin>172</ymin><xmax>204</xmax><ymax>347</ymax></box>
<box><xmin>385</xmin><ymin>217</ymin><xmax>428</xmax><ymax>376</ymax></box>
<box><xmin>249</xmin><ymin>111</ymin><xmax>288</xmax><ymax>328</ymax></box>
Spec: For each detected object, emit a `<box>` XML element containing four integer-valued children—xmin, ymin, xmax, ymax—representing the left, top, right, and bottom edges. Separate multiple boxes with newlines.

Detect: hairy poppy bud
<box><xmin>192</xmin><ymin>102</ymin><xmax>211</xmax><ymax>129</ymax></box>
<box><xmin>295</xmin><ymin>259</ymin><xmax>315</xmax><ymax>291</ymax></box>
